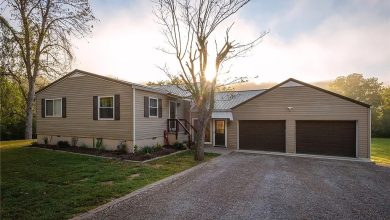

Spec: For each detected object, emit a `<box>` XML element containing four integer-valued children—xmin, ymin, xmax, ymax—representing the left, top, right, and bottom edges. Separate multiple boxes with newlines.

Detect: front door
<box><xmin>169</xmin><ymin>101</ymin><xmax>176</xmax><ymax>130</ymax></box>
<box><xmin>214</xmin><ymin>120</ymin><xmax>225</xmax><ymax>146</ymax></box>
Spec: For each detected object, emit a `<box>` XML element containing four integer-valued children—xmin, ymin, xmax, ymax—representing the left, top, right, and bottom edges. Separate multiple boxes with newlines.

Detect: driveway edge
<box><xmin>70</xmin><ymin>155</ymin><xmax>220</xmax><ymax>220</ymax></box>
<box><xmin>236</xmin><ymin>150</ymin><xmax>373</xmax><ymax>163</ymax></box>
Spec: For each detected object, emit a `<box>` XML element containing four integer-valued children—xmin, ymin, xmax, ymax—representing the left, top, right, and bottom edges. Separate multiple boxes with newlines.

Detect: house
<box><xmin>36</xmin><ymin>69</ymin><xmax>191</xmax><ymax>151</ymax></box>
<box><xmin>36</xmin><ymin>69</ymin><xmax>371</xmax><ymax>159</ymax></box>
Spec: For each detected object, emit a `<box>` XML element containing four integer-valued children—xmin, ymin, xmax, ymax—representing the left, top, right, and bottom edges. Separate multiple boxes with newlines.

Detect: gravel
<box><xmin>85</xmin><ymin>152</ymin><xmax>390</xmax><ymax>220</ymax></box>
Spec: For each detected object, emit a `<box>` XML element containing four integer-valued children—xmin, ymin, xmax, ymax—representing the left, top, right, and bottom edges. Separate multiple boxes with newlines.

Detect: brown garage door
<box><xmin>296</xmin><ymin>121</ymin><xmax>356</xmax><ymax>157</ymax></box>
<box><xmin>239</xmin><ymin>120</ymin><xmax>286</xmax><ymax>152</ymax></box>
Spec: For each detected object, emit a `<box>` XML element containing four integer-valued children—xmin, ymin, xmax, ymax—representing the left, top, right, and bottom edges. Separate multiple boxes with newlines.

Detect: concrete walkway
<box><xmin>81</xmin><ymin>152</ymin><xmax>390</xmax><ymax>220</ymax></box>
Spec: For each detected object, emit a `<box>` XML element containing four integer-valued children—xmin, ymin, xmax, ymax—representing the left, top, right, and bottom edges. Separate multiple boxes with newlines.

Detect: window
<box><xmin>45</xmin><ymin>98</ymin><xmax>62</xmax><ymax>117</ymax></box>
<box><xmin>99</xmin><ymin>96</ymin><xmax>114</xmax><ymax>119</ymax></box>
<box><xmin>149</xmin><ymin>97</ymin><xmax>158</xmax><ymax>117</ymax></box>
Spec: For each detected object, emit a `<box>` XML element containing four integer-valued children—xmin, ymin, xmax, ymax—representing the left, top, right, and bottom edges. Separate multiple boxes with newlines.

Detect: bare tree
<box><xmin>154</xmin><ymin>0</ymin><xmax>266</xmax><ymax>160</ymax></box>
<box><xmin>0</xmin><ymin>0</ymin><xmax>96</xmax><ymax>139</ymax></box>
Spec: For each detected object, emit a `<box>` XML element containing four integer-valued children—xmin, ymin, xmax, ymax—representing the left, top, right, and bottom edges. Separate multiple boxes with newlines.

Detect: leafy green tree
<box><xmin>329</xmin><ymin>73</ymin><xmax>383</xmax><ymax>106</ymax></box>
<box><xmin>376</xmin><ymin>87</ymin><xmax>390</xmax><ymax>137</ymax></box>
<box><xmin>0</xmin><ymin>76</ymin><xmax>26</xmax><ymax>140</ymax></box>
<box><xmin>329</xmin><ymin>73</ymin><xmax>388</xmax><ymax>137</ymax></box>
<box><xmin>1</xmin><ymin>0</ymin><xmax>96</xmax><ymax>139</ymax></box>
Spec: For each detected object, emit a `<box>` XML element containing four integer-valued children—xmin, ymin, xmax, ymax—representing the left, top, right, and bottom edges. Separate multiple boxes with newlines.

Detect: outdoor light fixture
<box><xmin>287</xmin><ymin>106</ymin><xmax>294</xmax><ymax>111</ymax></box>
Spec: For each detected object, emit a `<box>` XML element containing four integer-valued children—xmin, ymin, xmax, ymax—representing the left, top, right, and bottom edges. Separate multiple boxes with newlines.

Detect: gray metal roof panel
<box><xmin>153</xmin><ymin>84</ymin><xmax>265</xmax><ymax>110</ymax></box>
<box><xmin>214</xmin><ymin>90</ymin><xmax>265</xmax><ymax>110</ymax></box>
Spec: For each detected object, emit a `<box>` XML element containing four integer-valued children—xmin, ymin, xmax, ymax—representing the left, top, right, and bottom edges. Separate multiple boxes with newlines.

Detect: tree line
<box><xmin>328</xmin><ymin>73</ymin><xmax>390</xmax><ymax>137</ymax></box>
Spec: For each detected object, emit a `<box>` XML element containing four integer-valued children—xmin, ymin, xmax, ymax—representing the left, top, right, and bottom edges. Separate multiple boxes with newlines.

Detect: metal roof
<box><xmin>153</xmin><ymin>84</ymin><xmax>266</xmax><ymax>110</ymax></box>
<box><xmin>150</xmin><ymin>84</ymin><xmax>191</xmax><ymax>98</ymax></box>
<box><xmin>214</xmin><ymin>90</ymin><xmax>265</xmax><ymax>110</ymax></box>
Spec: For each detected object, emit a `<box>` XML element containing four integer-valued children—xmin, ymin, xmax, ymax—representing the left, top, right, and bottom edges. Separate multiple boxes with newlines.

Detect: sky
<box><xmin>72</xmin><ymin>0</ymin><xmax>390</xmax><ymax>85</ymax></box>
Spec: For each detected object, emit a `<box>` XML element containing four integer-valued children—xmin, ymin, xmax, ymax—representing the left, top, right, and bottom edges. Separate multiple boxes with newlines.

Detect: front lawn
<box><xmin>371</xmin><ymin>138</ymin><xmax>390</xmax><ymax>166</ymax></box>
<box><xmin>0</xmin><ymin>141</ymin><xmax>219</xmax><ymax>220</ymax></box>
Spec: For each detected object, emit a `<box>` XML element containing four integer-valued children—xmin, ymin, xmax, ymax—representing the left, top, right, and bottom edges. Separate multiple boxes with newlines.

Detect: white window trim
<box><xmin>149</xmin><ymin>97</ymin><xmax>158</xmax><ymax>118</ymax></box>
<box><xmin>45</xmin><ymin>98</ymin><xmax>62</xmax><ymax>118</ymax></box>
<box><xmin>98</xmin><ymin>96</ymin><xmax>115</xmax><ymax>120</ymax></box>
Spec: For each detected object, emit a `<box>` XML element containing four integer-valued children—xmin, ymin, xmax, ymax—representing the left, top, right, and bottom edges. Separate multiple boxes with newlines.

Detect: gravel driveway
<box><xmin>85</xmin><ymin>152</ymin><xmax>390</xmax><ymax>220</ymax></box>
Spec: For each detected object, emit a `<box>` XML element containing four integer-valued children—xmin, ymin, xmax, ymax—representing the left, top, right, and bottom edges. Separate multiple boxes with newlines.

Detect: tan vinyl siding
<box><xmin>37</xmin><ymin>74</ymin><xmax>133</xmax><ymax>140</ymax></box>
<box><xmin>230</xmin><ymin>85</ymin><xmax>369</xmax><ymax>158</ymax></box>
<box><xmin>227</xmin><ymin>120</ymin><xmax>237</xmax><ymax>149</ymax></box>
<box><xmin>134</xmin><ymin>90</ymin><xmax>187</xmax><ymax>141</ymax></box>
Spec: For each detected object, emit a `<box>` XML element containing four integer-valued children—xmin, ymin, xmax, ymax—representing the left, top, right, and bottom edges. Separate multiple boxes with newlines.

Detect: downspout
<box><xmin>133</xmin><ymin>87</ymin><xmax>136</xmax><ymax>150</ymax></box>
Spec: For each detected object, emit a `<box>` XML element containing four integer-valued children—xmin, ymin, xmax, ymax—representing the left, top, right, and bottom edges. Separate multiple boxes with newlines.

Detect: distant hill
<box><xmin>230</xmin><ymin>80</ymin><xmax>332</xmax><ymax>91</ymax></box>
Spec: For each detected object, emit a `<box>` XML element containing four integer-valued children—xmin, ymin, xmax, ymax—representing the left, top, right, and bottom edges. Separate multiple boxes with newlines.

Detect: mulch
<box><xmin>30</xmin><ymin>144</ymin><xmax>182</xmax><ymax>161</ymax></box>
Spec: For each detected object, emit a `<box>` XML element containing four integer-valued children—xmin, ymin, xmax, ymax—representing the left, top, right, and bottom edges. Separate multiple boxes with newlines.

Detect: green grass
<box><xmin>0</xmin><ymin>139</ymin><xmax>34</xmax><ymax>148</ymax></box>
<box><xmin>0</xmin><ymin>141</ymin><xmax>219</xmax><ymax>220</ymax></box>
<box><xmin>371</xmin><ymin>138</ymin><xmax>390</xmax><ymax>166</ymax></box>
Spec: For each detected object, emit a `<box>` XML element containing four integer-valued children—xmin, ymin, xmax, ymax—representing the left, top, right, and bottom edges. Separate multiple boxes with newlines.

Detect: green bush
<box><xmin>71</xmin><ymin>137</ymin><xmax>78</xmax><ymax>147</ymax></box>
<box><xmin>143</xmin><ymin>153</ymin><xmax>153</xmax><ymax>160</ymax></box>
<box><xmin>80</xmin><ymin>143</ymin><xmax>88</xmax><ymax>148</ymax></box>
<box><xmin>95</xmin><ymin>138</ymin><xmax>105</xmax><ymax>152</ymax></box>
<box><xmin>154</xmin><ymin>143</ymin><xmax>163</xmax><ymax>151</ymax></box>
<box><xmin>134</xmin><ymin>145</ymin><xmax>139</xmax><ymax>153</ymax></box>
<box><xmin>57</xmin><ymin>141</ymin><xmax>70</xmax><ymax>147</ymax></box>
<box><xmin>173</xmin><ymin>142</ymin><xmax>186</xmax><ymax>150</ymax></box>
<box><xmin>116</xmin><ymin>141</ymin><xmax>127</xmax><ymax>154</ymax></box>
<box><xmin>141</xmin><ymin>146</ymin><xmax>155</xmax><ymax>154</ymax></box>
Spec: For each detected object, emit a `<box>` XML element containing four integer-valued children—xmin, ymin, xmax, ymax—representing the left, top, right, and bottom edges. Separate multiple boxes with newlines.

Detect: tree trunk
<box><xmin>193</xmin><ymin>106</ymin><xmax>210</xmax><ymax>161</ymax></box>
<box><xmin>24</xmin><ymin>82</ymin><xmax>35</xmax><ymax>139</ymax></box>
<box><xmin>194</xmin><ymin>124</ymin><xmax>205</xmax><ymax>161</ymax></box>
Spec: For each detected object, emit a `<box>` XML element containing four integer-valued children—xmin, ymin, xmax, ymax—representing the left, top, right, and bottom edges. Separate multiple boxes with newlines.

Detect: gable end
<box><xmin>232</xmin><ymin>78</ymin><xmax>370</xmax><ymax>109</ymax></box>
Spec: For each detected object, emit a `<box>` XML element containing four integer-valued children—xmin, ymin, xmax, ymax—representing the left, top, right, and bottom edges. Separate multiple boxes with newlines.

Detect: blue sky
<box><xmin>73</xmin><ymin>0</ymin><xmax>390</xmax><ymax>84</ymax></box>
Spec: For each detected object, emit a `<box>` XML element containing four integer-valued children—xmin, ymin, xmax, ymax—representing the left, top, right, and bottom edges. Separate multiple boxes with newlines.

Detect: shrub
<box><xmin>31</xmin><ymin>141</ymin><xmax>39</xmax><ymax>146</ymax></box>
<box><xmin>95</xmin><ymin>138</ymin><xmax>105</xmax><ymax>152</ymax></box>
<box><xmin>173</xmin><ymin>142</ymin><xmax>186</xmax><ymax>150</ymax></box>
<box><xmin>141</xmin><ymin>146</ymin><xmax>155</xmax><ymax>154</ymax></box>
<box><xmin>116</xmin><ymin>141</ymin><xmax>127</xmax><ymax>154</ymax></box>
<box><xmin>44</xmin><ymin>137</ymin><xmax>48</xmax><ymax>145</ymax></box>
<box><xmin>57</xmin><ymin>141</ymin><xmax>70</xmax><ymax>147</ymax></box>
<box><xmin>71</xmin><ymin>137</ymin><xmax>78</xmax><ymax>147</ymax></box>
<box><xmin>80</xmin><ymin>143</ymin><xmax>88</xmax><ymax>148</ymax></box>
<box><xmin>154</xmin><ymin>143</ymin><xmax>163</xmax><ymax>151</ymax></box>
<box><xmin>143</xmin><ymin>153</ymin><xmax>153</xmax><ymax>160</ymax></box>
<box><xmin>134</xmin><ymin>145</ymin><xmax>139</xmax><ymax>154</ymax></box>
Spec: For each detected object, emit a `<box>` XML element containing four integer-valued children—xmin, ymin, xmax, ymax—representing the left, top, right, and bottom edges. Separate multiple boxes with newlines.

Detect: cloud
<box><xmin>233</xmin><ymin>12</ymin><xmax>390</xmax><ymax>83</ymax></box>
<box><xmin>72</xmin><ymin>0</ymin><xmax>390</xmax><ymax>85</ymax></box>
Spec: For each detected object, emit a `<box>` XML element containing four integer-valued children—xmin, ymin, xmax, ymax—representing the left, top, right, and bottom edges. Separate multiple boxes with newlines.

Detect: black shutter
<box><xmin>93</xmin><ymin>96</ymin><xmax>98</xmax><ymax>120</ymax></box>
<box><xmin>41</xmin><ymin>99</ymin><xmax>45</xmax><ymax>118</ymax></box>
<box><xmin>158</xmin><ymin>98</ymin><xmax>162</xmax><ymax>118</ymax></box>
<box><xmin>144</xmin><ymin>96</ymin><xmax>149</xmax><ymax>117</ymax></box>
<box><xmin>114</xmin><ymin>94</ymin><xmax>120</xmax><ymax>120</ymax></box>
<box><xmin>62</xmin><ymin>97</ymin><xmax>66</xmax><ymax>118</ymax></box>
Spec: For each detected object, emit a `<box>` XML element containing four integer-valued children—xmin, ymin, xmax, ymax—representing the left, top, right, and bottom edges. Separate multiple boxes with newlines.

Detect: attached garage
<box><xmin>221</xmin><ymin>78</ymin><xmax>370</xmax><ymax>159</ymax></box>
<box><xmin>239</xmin><ymin>120</ymin><xmax>286</xmax><ymax>152</ymax></box>
<box><xmin>296</xmin><ymin>121</ymin><xmax>356</xmax><ymax>157</ymax></box>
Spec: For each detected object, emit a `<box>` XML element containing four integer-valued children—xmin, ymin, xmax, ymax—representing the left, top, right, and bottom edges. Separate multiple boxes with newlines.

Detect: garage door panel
<box><xmin>239</xmin><ymin>120</ymin><xmax>285</xmax><ymax>152</ymax></box>
<box><xmin>296</xmin><ymin>121</ymin><xmax>356</xmax><ymax>157</ymax></box>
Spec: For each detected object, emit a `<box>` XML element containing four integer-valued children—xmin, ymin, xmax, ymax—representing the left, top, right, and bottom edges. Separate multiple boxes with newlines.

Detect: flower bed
<box><xmin>30</xmin><ymin>143</ymin><xmax>186</xmax><ymax>161</ymax></box>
